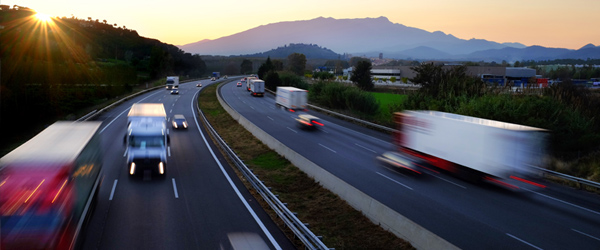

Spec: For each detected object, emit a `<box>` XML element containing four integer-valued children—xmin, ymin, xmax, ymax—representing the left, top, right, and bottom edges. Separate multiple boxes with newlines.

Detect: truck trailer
<box><xmin>0</xmin><ymin>121</ymin><xmax>103</xmax><ymax>250</ymax></box>
<box><xmin>125</xmin><ymin>103</ymin><xmax>169</xmax><ymax>176</ymax></box>
<box><xmin>244</xmin><ymin>76</ymin><xmax>257</xmax><ymax>91</ymax></box>
<box><xmin>276</xmin><ymin>86</ymin><xmax>307</xmax><ymax>111</ymax></box>
<box><xmin>249</xmin><ymin>79</ymin><xmax>265</xmax><ymax>97</ymax></box>
<box><xmin>212</xmin><ymin>72</ymin><xmax>221</xmax><ymax>79</ymax></box>
<box><xmin>165</xmin><ymin>76</ymin><xmax>179</xmax><ymax>90</ymax></box>
<box><xmin>380</xmin><ymin>111</ymin><xmax>548</xmax><ymax>189</ymax></box>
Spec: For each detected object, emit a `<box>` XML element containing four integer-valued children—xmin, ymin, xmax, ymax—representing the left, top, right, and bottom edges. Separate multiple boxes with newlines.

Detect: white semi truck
<box><xmin>125</xmin><ymin>103</ymin><xmax>169</xmax><ymax>176</ymax></box>
<box><xmin>275</xmin><ymin>86</ymin><xmax>307</xmax><ymax>111</ymax></box>
<box><xmin>379</xmin><ymin>110</ymin><xmax>548</xmax><ymax>189</ymax></box>
<box><xmin>165</xmin><ymin>76</ymin><xmax>179</xmax><ymax>90</ymax></box>
<box><xmin>249</xmin><ymin>79</ymin><xmax>265</xmax><ymax>97</ymax></box>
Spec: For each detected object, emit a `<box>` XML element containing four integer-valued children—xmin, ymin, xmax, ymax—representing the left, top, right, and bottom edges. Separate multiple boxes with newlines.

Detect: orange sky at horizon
<box><xmin>5</xmin><ymin>0</ymin><xmax>599</xmax><ymax>51</ymax></box>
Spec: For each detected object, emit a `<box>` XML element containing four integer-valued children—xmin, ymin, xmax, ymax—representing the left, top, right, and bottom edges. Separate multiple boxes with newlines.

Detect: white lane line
<box><xmin>169</xmin><ymin>109</ymin><xmax>173</xmax><ymax>113</ymax></box>
<box><xmin>431</xmin><ymin>175</ymin><xmax>467</xmax><ymax>189</ymax></box>
<box><xmin>123</xmin><ymin>148</ymin><xmax>128</xmax><ymax>157</ymax></box>
<box><xmin>354</xmin><ymin>143</ymin><xmax>376</xmax><ymax>153</ymax></box>
<box><xmin>524</xmin><ymin>188</ymin><xmax>600</xmax><ymax>216</ymax></box>
<box><xmin>286</xmin><ymin>127</ymin><xmax>298</xmax><ymax>133</ymax></box>
<box><xmin>172</xmin><ymin>178</ymin><xmax>179</xmax><ymax>198</ymax></box>
<box><xmin>190</xmin><ymin>90</ymin><xmax>282</xmax><ymax>250</ymax></box>
<box><xmin>168</xmin><ymin>146</ymin><xmax>171</xmax><ymax>157</ymax></box>
<box><xmin>376</xmin><ymin>172</ymin><xmax>413</xmax><ymax>190</ymax></box>
<box><xmin>109</xmin><ymin>179</ymin><xmax>118</xmax><ymax>201</ymax></box>
<box><xmin>250</xmin><ymin>106</ymin><xmax>255</xmax><ymax>110</ymax></box>
<box><xmin>572</xmin><ymin>229</ymin><xmax>600</xmax><ymax>241</ymax></box>
<box><xmin>168</xmin><ymin>117</ymin><xmax>171</xmax><ymax>122</ymax></box>
<box><xmin>319</xmin><ymin>143</ymin><xmax>337</xmax><ymax>153</ymax></box>
<box><xmin>506</xmin><ymin>233</ymin><xmax>543</xmax><ymax>250</ymax></box>
<box><xmin>267</xmin><ymin>116</ymin><xmax>274</xmax><ymax>121</ymax></box>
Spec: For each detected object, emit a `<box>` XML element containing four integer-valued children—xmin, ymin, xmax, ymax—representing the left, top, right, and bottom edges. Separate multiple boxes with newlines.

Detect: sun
<box><xmin>35</xmin><ymin>13</ymin><xmax>52</xmax><ymax>23</ymax></box>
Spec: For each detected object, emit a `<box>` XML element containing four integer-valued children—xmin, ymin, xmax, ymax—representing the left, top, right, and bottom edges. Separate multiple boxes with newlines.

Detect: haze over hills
<box><xmin>179</xmin><ymin>16</ymin><xmax>600</xmax><ymax>62</ymax></box>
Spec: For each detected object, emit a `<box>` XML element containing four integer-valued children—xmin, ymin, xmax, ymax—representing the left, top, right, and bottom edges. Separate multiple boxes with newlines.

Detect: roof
<box><xmin>128</xmin><ymin>103</ymin><xmax>166</xmax><ymax>117</ymax></box>
<box><xmin>0</xmin><ymin>121</ymin><xmax>101</xmax><ymax>166</ymax></box>
<box><xmin>277</xmin><ymin>86</ymin><xmax>307</xmax><ymax>92</ymax></box>
<box><xmin>407</xmin><ymin>111</ymin><xmax>546</xmax><ymax>131</ymax></box>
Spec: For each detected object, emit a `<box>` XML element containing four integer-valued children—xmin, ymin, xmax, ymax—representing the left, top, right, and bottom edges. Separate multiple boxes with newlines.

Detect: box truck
<box><xmin>379</xmin><ymin>111</ymin><xmax>548</xmax><ymax>189</ymax></box>
<box><xmin>276</xmin><ymin>86</ymin><xmax>308</xmax><ymax>111</ymax></box>
<box><xmin>165</xmin><ymin>76</ymin><xmax>179</xmax><ymax>90</ymax></box>
<box><xmin>1</xmin><ymin>121</ymin><xmax>103</xmax><ymax>249</ymax></box>
<box><xmin>244</xmin><ymin>76</ymin><xmax>257</xmax><ymax>91</ymax></box>
<box><xmin>125</xmin><ymin>103</ymin><xmax>169</xmax><ymax>176</ymax></box>
<box><xmin>249</xmin><ymin>79</ymin><xmax>265</xmax><ymax>97</ymax></box>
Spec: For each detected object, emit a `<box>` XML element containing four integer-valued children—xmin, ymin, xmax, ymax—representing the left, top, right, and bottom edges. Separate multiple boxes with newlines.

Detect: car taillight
<box><xmin>312</xmin><ymin>121</ymin><xmax>324</xmax><ymax>126</ymax></box>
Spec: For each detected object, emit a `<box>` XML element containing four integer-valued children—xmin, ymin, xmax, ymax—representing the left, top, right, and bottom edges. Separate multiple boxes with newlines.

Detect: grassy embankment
<box><xmin>198</xmin><ymin>83</ymin><xmax>414</xmax><ymax>249</ymax></box>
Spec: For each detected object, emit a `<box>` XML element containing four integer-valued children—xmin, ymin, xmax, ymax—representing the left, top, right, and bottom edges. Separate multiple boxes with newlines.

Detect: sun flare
<box><xmin>35</xmin><ymin>13</ymin><xmax>52</xmax><ymax>23</ymax></box>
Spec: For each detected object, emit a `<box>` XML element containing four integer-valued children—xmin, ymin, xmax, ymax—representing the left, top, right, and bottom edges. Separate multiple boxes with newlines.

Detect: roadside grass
<box><xmin>198</xmin><ymin>83</ymin><xmax>414</xmax><ymax>249</ymax></box>
<box><xmin>371</xmin><ymin>92</ymin><xmax>407</xmax><ymax>124</ymax></box>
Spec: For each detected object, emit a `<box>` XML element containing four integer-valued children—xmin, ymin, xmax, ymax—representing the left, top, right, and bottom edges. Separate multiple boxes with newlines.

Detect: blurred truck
<box><xmin>249</xmin><ymin>79</ymin><xmax>265</xmax><ymax>97</ymax></box>
<box><xmin>380</xmin><ymin>111</ymin><xmax>548</xmax><ymax>189</ymax></box>
<box><xmin>0</xmin><ymin>121</ymin><xmax>103</xmax><ymax>250</ymax></box>
<box><xmin>165</xmin><ymin>76</ymin><xmax>179</xmax><ymax>90</ymax></box>
<box><xmin>276</xmin><ymin>86</ymin><xmax>307</xmax><ymax>111</ymax></box>
<box><xmin>125</xmin><ymin>103</ymin><xmax>169</xmax><ymax>176</ymax></box>
<box><xmin>212</xmin><ymin>72</ymin><xmax>220</xmax><ymax>79</ymax></box>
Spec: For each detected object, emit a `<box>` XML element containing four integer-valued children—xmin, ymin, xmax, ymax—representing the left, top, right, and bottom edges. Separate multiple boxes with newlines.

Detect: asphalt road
<box><xmin>219</xmin><ymin>80</ymin><xmax>600</xmax><ymax>250</ymax></box>
<box><xmin>80</xmin><ymin>79</ymin><xmax>294</xmax><ymax>250</ymax></box>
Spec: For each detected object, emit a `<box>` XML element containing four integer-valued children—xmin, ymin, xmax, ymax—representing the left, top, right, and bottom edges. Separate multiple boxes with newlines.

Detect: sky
<box><xmin>4</xmin><ymin>0</ymin><xmax>599</xmax><ymax>50</ymax></box>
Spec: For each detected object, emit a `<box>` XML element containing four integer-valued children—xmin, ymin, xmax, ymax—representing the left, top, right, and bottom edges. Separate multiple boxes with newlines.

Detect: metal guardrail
<box><xmin>202</xmin><ymin>84</ymin><xmax>330</xmax><ymax>250</ymax></box>
<box><xmin>533</xmin><ymin>166</ymin><xmax>600</xmax><ymax>190</ymax></box>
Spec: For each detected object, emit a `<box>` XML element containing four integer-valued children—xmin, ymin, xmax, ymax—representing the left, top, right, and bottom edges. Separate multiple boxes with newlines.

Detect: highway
<box><xmin>219</xmin><ymin>80</ymin><xmax>600</xmax><ymax>250</ymax></box>
<box><xmin>80</xmin><ymin>79</ymin><xmax>294</xmax><ymax>250</ymax></box>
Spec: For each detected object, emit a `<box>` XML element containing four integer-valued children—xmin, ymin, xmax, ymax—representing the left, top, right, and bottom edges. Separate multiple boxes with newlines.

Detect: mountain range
<box><xmin>179</xmin><ymin>16</ymin><xmax>600</xmax><ymax>62</ymax></box>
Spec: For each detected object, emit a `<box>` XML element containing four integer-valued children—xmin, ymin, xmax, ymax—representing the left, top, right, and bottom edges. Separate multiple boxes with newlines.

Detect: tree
<box><xmin>287</xmin><ymin>53</ymin><xmax>306</xmax><ymax>76</ymax></box>
<box><xmin>257</xmin><ymin>56</ymin><xmax>274</xmax><ymax>79</ymax></box>
<box><xmin>240</xmin><ymin>59</ymin><xmax>253</xmax><ymax>74</ymax></box>
<box><xmin>264</xmin><ymin>71</ymin><xmax>281</xmax><ymax>91</ymax></box>
<box><xmin>351</xmin><ymin>60</ymin><xmax>373</xmax><ymax>91</ymax></box>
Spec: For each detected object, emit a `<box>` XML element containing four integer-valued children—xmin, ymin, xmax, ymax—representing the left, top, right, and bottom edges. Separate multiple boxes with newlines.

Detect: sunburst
<box><xmin>34</xmin><ymin>13</ymin><xmax>52</xmax><ymax>23</ymax></box>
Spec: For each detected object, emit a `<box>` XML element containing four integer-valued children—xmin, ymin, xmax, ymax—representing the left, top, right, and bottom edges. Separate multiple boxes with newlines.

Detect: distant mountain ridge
<box><xmin>179</xmin><ymin>16</ymin><xmax>600</xmax><ymax>61</ymax></box>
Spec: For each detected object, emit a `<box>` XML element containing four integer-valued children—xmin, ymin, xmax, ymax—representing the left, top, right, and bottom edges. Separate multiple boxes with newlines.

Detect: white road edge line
<box><xmin>318</xmin><ymin>143</ymin><xmax>337</xmax><ymax>153</ymax></box>
<box><xmin>524</xmin><ymin>188</ymin><xmax>600</xmax><ymax>216</ymax></box>
<box><xmin>172</xmin><ymin>178</ymin><xmax>179</xmax><ymax>198</ymax></box>
<box><xmin>572</xmin><ymin>228</ymin><xmax>600</xmax><ymax>241</ymax></box>
<box><xmin>431</xmin><ymin>175</ymin><xmax>467</xmax><ymax>189</ymax></box>
<box><xmin>109</xmin><ymin>179</ymin><xmax>118</xmax><ymax>201</ymax></box>
<box><xmin>506</xmin><ymin>233</ymin><xmax>543</xmax><ymax>250</ymax></box>
<box><xmin>354</xmin><ymin>143</ymin><xmax>376</xmax><ymax>153</ymax></box>
<box><xmin>191</xmin><ymin>91</ymin><xmax>282</xmax><ymax>250</ymax></box>
<box><xmin>376</xmin><ymin>172</ymin><xmax>413</xmax><ymax>190</ymax></box>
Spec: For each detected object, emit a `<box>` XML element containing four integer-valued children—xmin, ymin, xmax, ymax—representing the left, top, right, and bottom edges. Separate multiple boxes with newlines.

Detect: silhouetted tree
<box><xmin>351</xmin><ymin>60</ymin><xmax>373</xmax><ymax>91</ymax></box>
<box><xmin>287</xmin><ymin>53</ymin><xmax>306</xmax><ymax>76</ymax></box>
<box><xmin>240</xmin><ymin>59</ymin><xmax>253</xmax><ymax>74</ymax></box>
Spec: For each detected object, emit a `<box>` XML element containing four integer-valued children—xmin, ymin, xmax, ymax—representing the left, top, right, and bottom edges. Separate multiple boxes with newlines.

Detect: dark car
<box><xmin>172</xmin><ymin>114</ymin><xmax>188</xmax><ymax>129</ymax></box>
<box><xmin>376</xmin><ymin>151</ymin><xmax>423</xmax><ymax>175</ymax></box>
<box><xmin>170</xmin><ymin>89</ymin><xmax>179</xmax><ymax>95</ymax></box>
<box><xmin>295</xmin><ymin>114</ymin><xmax>324</xmax><ymax>130</ymax></box>
<box><xmin>236</xmin><ymin>82</ymin><xmax>242</xmax><ymax>87</ymax></box>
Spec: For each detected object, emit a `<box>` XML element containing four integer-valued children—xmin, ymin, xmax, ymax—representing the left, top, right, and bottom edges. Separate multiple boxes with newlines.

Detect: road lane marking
<box><xmin>172</xmin><ymin>178</ymin><xmax>179</xmax><ymax>198</ymax></box>
<box><xmin>506</xmin><ymin>233</ymin><xmax>543</xmax><ymax>250</ymax></box>
<box><xmin>286</xmin><ymin>127</ymin><xmax>298</xmax><ymax>133</ymax></box>
<box><xmin>168</xmin><ymin>146</ymin><xmax>171</xmax><ymax>157</ymax></box>
<box><xmin>431</xmin><ymin>175</ymin><xmax>467</xmax><ymax>189</ymax></box>
<box><xmin>250</xmin><ymin>106</ymin><xmax>255</xmax><ymax>110</ymax></box>
<box><xmin>267</xmin><ymin>116</ymin><xmax>274</xmax><ymax>121</ymax></box>
<box><xmin>376</xmin><ymin>172</ymin><xmax>413</xmax><ymax>190</ymax></box>
<box><xmin>572</xmin><ymin>229</ymin><xmax>600</xmax><ymax>241</ymax></box>
<box><xmin>109</xmin><ymin>179</ymin><xmax>118</xmax><ymax>201</ymax></box>
<box><xmin>318</xmin><ymin>143</ymin><xmax>337</xmax><ymax>153</ymax></box>
<box><xmin>190</xmin><ymin>90</ymin><xmax>282</xmax><ymax>250</ymax></box>
<box><xmin>524</xmin><ymin>188</ymin><xmax>600</xmax><ymax>216</ymax></box>
<box><xmin>123</xmin><ymin>148</ymin><xmax>128</xmax><ymax>157</ymax></box>
<box><xmin>354</xmin><ymin>143</ymin><xmax>376</xmax><ymax>153</ymax></box>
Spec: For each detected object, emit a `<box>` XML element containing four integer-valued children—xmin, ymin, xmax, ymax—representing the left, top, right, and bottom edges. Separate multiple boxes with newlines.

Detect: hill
<box><xmin>237</xmin><ymin>43</ymin><xmax>341</xmax><ymax>59</ymax></box>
